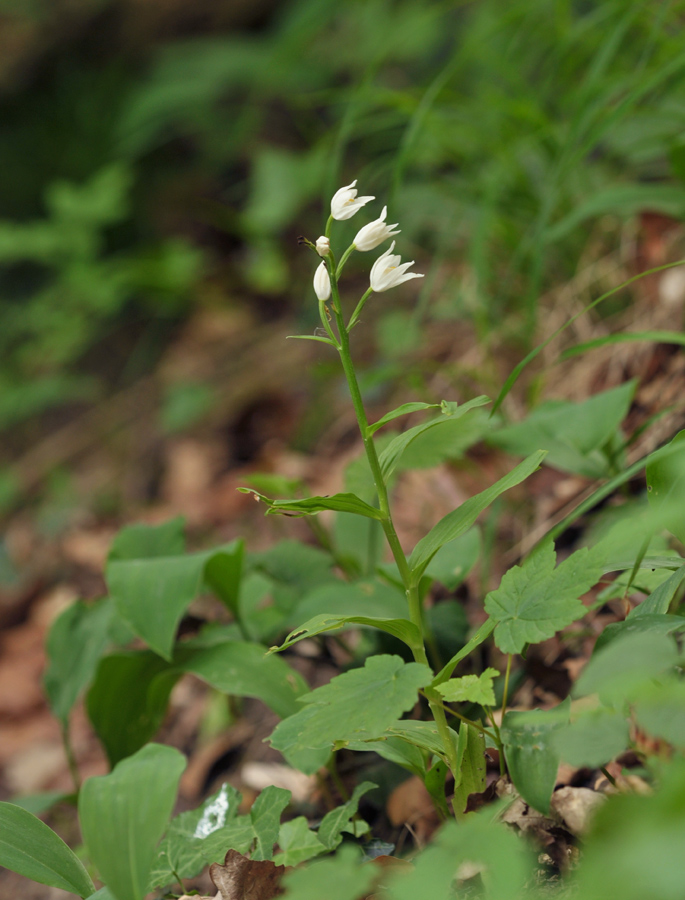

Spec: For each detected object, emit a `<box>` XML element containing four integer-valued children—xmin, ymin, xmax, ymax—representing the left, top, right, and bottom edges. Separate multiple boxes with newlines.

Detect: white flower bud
<box><xmin>330</xmin><ymin>179</ymin><xmax>375</xmax><ymax>221</ymax></box>
<box><xmin>315</xmin><ymin>235</ymin><xmax>330</xmax><ymax>257</ymax></box>
<box><xmin>313</xmin><ymin>260</ymin><xmax>332</xmax><ymax>301</ymax></box>
<box><xmin>353</xmin><ymin>206</ymin><xmax>400</xmax><ymax>252</ymax></box>
<box><xmin>369</xmin><ymin>241</ymin><xmax>423</xmax><ymax>293</ymax></box>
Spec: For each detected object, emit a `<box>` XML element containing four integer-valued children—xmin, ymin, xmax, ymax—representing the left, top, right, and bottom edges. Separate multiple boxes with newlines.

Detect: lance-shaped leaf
<box><xmin>409</xmin><ymin>451</ymin><xmax>546</xmax><ymax>582</ymax></box>
<box><xmin>270</xmin><ymin>614</ymin><xmax>421</xmax><ymax>654</ymax></box>
<box><xmin>485</xmin><ymin>542</ymin><xmax>603</xmax><ymax>654</ymax></box>
<box><xmin>269</xmin><ymin>655</ymin><xmax>432</xmax><ymax>772</ymax></box>
<box><xmin>239</xmin><ymin>488</ymin><xmax>384</xmax><ymax>520</ymax></box>
<box><xmin>432</xmin><ymin>619</ymin><xmax>496</xmax><ymax>686</ymax></box>
<box><xmin>629</xmin><ymin>564</ymin><xmax>685</xmax><ymax>617</ymax></box>
<box><xmin>378</xmin><ymin>396</ymin><xmax>490</xmax><ymax>479</ymax></box>
<box><xmin>0</xmin><ymin>802</ymin><xmax>95</xmax><ymax>898</ymax></box>
<box><xmin>79</xmin><ymin>743</ymin><xmax>186</xmax><ymax>900</ymax></box>
<box><xmin>368</xmin><ymin>401</ymin><xmax>441</xmax><ymax>435</ymax></box>
<box><xmin>437</xmin><ymin>668</ymin><xmax>499</xmax><ymax>706</ymax></box>
<box><xmin>453</xmin><ymin>724</ymin><xmax>486</xmax><ymax>814</ymax></box>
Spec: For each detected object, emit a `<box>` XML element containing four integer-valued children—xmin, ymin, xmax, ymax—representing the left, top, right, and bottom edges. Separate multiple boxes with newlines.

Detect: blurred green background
<box><xmin>1</xmin><ymin>0</ymin><xmax>685</xmax><ymax>516</ymax></box>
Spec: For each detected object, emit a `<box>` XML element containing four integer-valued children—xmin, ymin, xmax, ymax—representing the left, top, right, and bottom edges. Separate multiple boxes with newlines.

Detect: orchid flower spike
<box><xmin>313</xmin><ymin>260</ymin><xmax>332</xmax><ymax>301</ymax></box>
<box><xmin>353</xmin><ymin>206</ymin><xmax>400</xmax><ymax>252</ymax></box>
<box><xmin>369</xmin><ymin>241</ymin><xmax>424</xmax><ymax>292</ymax></box>
<box><xmin>315</xmin><ymin>235</ymin><xmax>330</xmax><ymax>257</ymax></box>
<box><xmin>330</xmin><ymin>180</ymin><xmax>375</xmax><ymax>221</ymax></box>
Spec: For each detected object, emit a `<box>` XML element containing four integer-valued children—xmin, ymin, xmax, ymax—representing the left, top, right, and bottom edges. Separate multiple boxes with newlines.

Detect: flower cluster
<box><xmin>312</xmin><ymin>179</ymin><xmax>423</xmax><ymax>302</ymax></box>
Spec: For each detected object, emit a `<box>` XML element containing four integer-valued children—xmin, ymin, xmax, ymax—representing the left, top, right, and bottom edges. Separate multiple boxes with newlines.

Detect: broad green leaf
<box><xmin>86</xmin><ymin>651</ymin><xmax>180</xmax><ymax>767</ymax></box>
<box><xmin>204</xmin><ymin>541</ymin><xmax>244</xmax><ymax>616</ymax></box>
<box><xmin>108</xmin><ymin>517</ymin><xmax>185</xmax><ymax>561</ymax></box>
<box><xmin>552</xmin><ymin>708</ymin><xmax>630</xmax><ymax>767</ymax></box>
<box><xmin>380</xmin><ymin>720</ymin><xmax>459</xmax><ymax>763</ymax></box>
<box><xmin>289</xmin><ymin>579</ymin><xmax>408</xmax><ymax>627</ymax></box>
<box><xmin>426</xmin><ymin>601</ymin><xmax>470</xmax><ymax>663</ymax></box>
<box><xmin>239</xmin><ymin>489</ymin><xmax>384</xmax><ymax>520</ymax></box>
<box><xmin>175</xmin><ymin>639</ymin><xmax>308</xmax><ymax>719</ymax></box>
<box><xmin>574</xmin><ymin>632</ymin><xmax>679</xmax><ymax>705</ymax></box>
<box><xmin>432</xmin><ymin>618</ymin><xmax>496</xmax><ymax>686</ymax></box>
<box><xmin>44</xmin><ymin>598</ymin><xmax>113</xmax><ymax>724</ymax></box>
<box><xmin>271</xmin><ymin>614</ymin><xmax>421</xmax><ymax>654</ymax></box>
<box><xmin>397</xmin><ymin>409</ymin><xmax>490</xmax><ymax>470</ymax></box>
<box><xmin>333</xmin><ymin>513</ymin><xmax>384</xmax><ymax>576</ymax></box>
<box><xmin>453</xmin><ymin>724</ymin><xmax>486</xmax><ymax>814</ymax></box>
<box><xmin>106</xmin><ymin>546</ymin><xmax>229</xmax><ymax>660</ymax></box>
<box><xmin>488</xmin><ymin>382</ymin><xmax>636</xmax><ymax>478</ymax></box>
<box><xmin>272</xmin><ymin>817</ymin><xmax>325</xmax><ymax>866</ymax></box>
<box><xmin>633</xmin><ymin>678</ymin><xmax>685</xmax><ymax>748</ymax></box>
<box><xmin>0</xmin><ymin>802</ymin><xmax>95</xmax><ymax>897</ymax></box>
<box><xmin>343</xmin><ymin>735</ymin><xmax>426</xmax><ymax>777</ymax></box>
<box><xmin>437</xmin><ymin>668</ymin><xmax>499</xmax><ymax>706</ymax></box>
<box><xmin>250</xmin><ymin>539</ymin><xmax>335</xmax><ymax>593</ymax></box>
<box><xmin>646</xmin><ymin>430</ymin><xmax>685</xmax><ymax>543</ymax></box>
<box><xmin>594</xmin><ymin>614</ymin><xmax>685</xmax><ymax>654</ymax></box>
<box><xmin>250</xmin><ymin>785</ymin><xmax>291</xmax><ymax>860</ymax></box>
<box><xmin>149</xmin><ymin>783</ymin><xmax>249</xmax><ymax>886</ymax></box>
<box><xmin>368</xmin><ymin>401</ymin><xmax>441</xmax><ymax>434</ymax></box>
<box><xmin>409</xmin><ymin>452</ymin><xmax>545</xmax><ymax>582</ymax></box>
<box><xmin>9</xmin><ymin>792</ymin><xmax>70</xmax><ymax>815</ymax></box>
<box><xmin>485</xmin><ymin>543</ymin><xmax>603</xmax><ymax>654</ymax></box>
<box><xmin>378</xmin><ymin>396</ymin><xmax>490</xmax><ymax>479</ymax></box>
<box><xmin>281</xmin><ymin>844</ymin><xmax>375</xmax><ymax>900</ymax></box>
<box><xmin>630</xmin><ymin>564</ymin><xmax>685</xmax><ymax>617</ymax></box>
<box><xmin>269</xmin><ymin>655</ymin><xmax>432</xmax><ymax>770</ymax></box>
<box><xmin>79</xmin><ymin>743</ymin><xmax>186</xmax><ymax>900</ymax></box>
<box><xmin>424</xmin><ymin>527</ymin><xmax>481</xmax><ymax>591</ymax></box>
<box><xmin>502</xmin><ymin>701</ymin><xmax>570</xmax><ymax>814</ymax></box>
<box><xmin>318</xmin><ymin>782</ymin><xmax>377</xmax><ymax>850</ymax></box>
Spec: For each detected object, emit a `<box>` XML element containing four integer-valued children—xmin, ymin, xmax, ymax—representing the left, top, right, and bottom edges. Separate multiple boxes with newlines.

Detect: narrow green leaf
<box><xmin>269</xmin><ymin>656</ymin><xmax>432</xmax><ymax>770</ymax></box>
<box><xmin>286</xmin><ymin>334</ymin><xmax>336</xmax><ymax>345</ymax></box>
<box><xmin>44</xmin><ymin>598</ymin><xmax>113</xmax><ymax>724</ymax></box>
<box><xmin>273</xmin><ymin>817</ymin><xmax>325</xmax><ymax>866</ymax></box>
<box><xmin>630</xmin><ymin>564</ymin><xmax>685</xmax><ymax>617</ymax></box>
<box><xmin>79</xmin><ymin>743</ymin><xmax>186</xmax><ymax>900</ymax></box>
<box><xmin>175</xmin><ymin>639</ymin><xmax>308</xmax><ymax>719</ymax></box>
<box><xmin>437</xmin><ymin>667</ymin><xmax>499</xmax><ymax>706</ymax></box>
<box><xmin>250</xmin><ymin>786</ymin><xmax>291</xmax><ymax>861</ymax></box>
<box><xmin>561</xmin><ymin>330</ymin><xmax>685</xmax><ymax>360</ymax></box>
<box><xmin>409</xmin><ymin>451</ymin><xmax>545</xmax><ymax>582</ymax></box>
<box><xmin>108</xmin><ymin>517</ymin><xmax>185</xmax><ymax>562</ymax></box>
<box><xmin>86</xmin><ymin>651</ymin><xmax>180</xmax><ymax>767</ymax></box>
<box><xmin>432</xmin><ymin>619</ymin><xmax>496</xmax><ymax>686</ymax></box>
<box><xmin>453</xmin><ymin>725</ymin><xmax>486</xmax><ymax>814</ymax></box>
<box><xmin>368</xmin><ymin>401</ymin><xmax>441</xmax><ymax>435</ymax></box>
<box><xmin>485</xmin><ymin>543</ymin><xmax>603</xmax><ymax>654</ymax></box>
<box><xmin>379</xmin><ymin>395</ymin><xmax>490</xmax><ymax>479</ymax></box>
<box><xmin>0</xmin><ymin>802</ymin><xmax>95</xmax><ymax>898</ymax></box>
<box><xmin>502</xmin><ymin>702</ymin><xmax>570</xmax><ymax>814</ymax></box>
<box><xmin>318</xmin><ymin>782</ymin><xmax>376</xmax><ymax>851</ymax></box>
<box><xmin>239</xmin><ymin>489</ymin><xmax>384</xmax><ymax>520</ymax></box>
<box><xmin>270</xmin><ymin>614</ymin><xmax>421</xmax><ymax>654</ymax></box>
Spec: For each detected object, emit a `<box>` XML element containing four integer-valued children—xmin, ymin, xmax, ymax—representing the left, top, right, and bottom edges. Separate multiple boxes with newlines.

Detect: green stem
<box><xmin>61</xmin><ymin>721</ymin><xmax>80</xmax><ymax>793</ymax></box>
<box><xmin>420</xmin><ymin>692</ymin><xmax>495</xmax><ymax>740</ymax></box>
<box><xmin>328</xmin><ymin>274</ymin><xmax>459</xmax><ymax>779</ymax></box>
<box><xmin>336</xmin><ymin>243</ymin><xmax>356</xmax><ymax>279</ymax></box>
<box><xmin>501</xmin><ymin>654</ymin><xmax>512</xmax><ymax>718</ymax></box>
<box><xmin>348</xmin><ymin>287</ymin><xmax>374</xmax><ymax>330</ymax></box>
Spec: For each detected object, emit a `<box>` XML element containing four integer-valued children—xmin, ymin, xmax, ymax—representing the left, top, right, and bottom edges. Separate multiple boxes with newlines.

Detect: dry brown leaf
<box><xmin>210</xmin><ymin>849</ymin><xmax>287</xmax><ymax>900</ymax></box>
<box><xmin>550</xmin><ymin>786</ymin><xmax>605</xmax><ymax>836</ymax></box>
<box><xmin>386</xmin><ymin>775</ymin><xmax>440</xmax><ymax>842</ymax></box>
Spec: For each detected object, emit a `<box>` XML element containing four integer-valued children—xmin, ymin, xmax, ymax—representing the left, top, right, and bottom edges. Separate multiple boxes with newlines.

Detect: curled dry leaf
<box><xmin>210</xmin><ymin>849</ymin><xmax>288</xmax><ymax>900</ymax></box>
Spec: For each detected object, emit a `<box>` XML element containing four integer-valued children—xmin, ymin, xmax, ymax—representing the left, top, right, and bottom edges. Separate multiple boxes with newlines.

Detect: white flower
<box><xmin>330</xmin><ymin>179</ymin><xmax>375</xmax><ymax>221</ymax></box>
<box><xmin>353</xmin><ymin>206</ymin><xmax>400</xmax><ymax>251</ymax></box>
<box><xmin>313</xmin><ymin>261</ymin><xmax>331</xmax><ymax>301</ymax></box>
<box><xmin>369</xmin><ymin>241</ymin><xmax>424</xmax><ymax>292</ymax></box>
<box><xmin>315</xmin><ymin>235</ymin><xmax>330</xmax><ymax>257</ymax></box>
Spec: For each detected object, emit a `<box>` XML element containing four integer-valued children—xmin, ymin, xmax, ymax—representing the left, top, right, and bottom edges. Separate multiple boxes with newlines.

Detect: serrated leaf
<box><xmin>409</xmin><ymin>451</ymin><xmax>545</xmax><ymax>582</ymax></box>
<box><xmin>378</xmin><ymin>395</ymin><xmax>490</xmax><ymax>479</ymax></box>
<box><xmin>273</xmin><ymin>817</ymin><xmax>325</xmax><ymax>866</ymax></box>
<box><xmin>269</xmin><ymin>655</ymin><xmax>432</xmax><ymax>772</ymax></box>
<box><xmin>0</xmin><ymin>802</ymin><xmax>95</xmax><ymax>898</ymax></box>
<box><xmin>318</xmin><ymin>782</ymin><xmax>377</xmax><ymax>851</ymax></box>
<box><xmin>271</xmin><ymin>613</ymin><xmax>421</xmax><ymax>653</ymax></box>
<box><xmin>239</xmin><ymin>489</ymin><xmax>384</xmax><ymax>520</ymax></box>
<box><xmin>368</xmin><ymin>401</ymin><xmax>441</xmax><ymax>435</ymax></box>
<box><xmin>175</xmin><ymin>639</ymin><xmax>308</xmax><ymax>719</ymax></box>
<box><xmin>44</xmin><ymin>598</ymin><xmax>113</xmax><ymax>724</ymax></box>
<box><xmin>86</xmin><ymin>651</ymin><xmax>180</xmax><ymax>767</ymax></box>
<box><xmin>552</xmin><ymin>709</ymin><xmax>630</xmax><ymax>767</ymax></box>
<box><xmin>251</xmin><ymin>786</ymin><xmax>291</xmax><ymax>860</ymax></box>
<box><xmin>79</xmin><ymin>743</ymin><xmax>186</xmax><ymax>900</ymax></box>
<box><xmin>437</xmin><ymin>668</ymin><xmax>499</xmax><ymax>706</ymax></box>
<box><xmin>502</xmin><ymin>702</ymin><xmax>570</xmax><ymax>814</ymax></box>
<box><xmin>485</xmin><ymin>543</ymin><xmax>603</xmax><ymax>654</ymax></box>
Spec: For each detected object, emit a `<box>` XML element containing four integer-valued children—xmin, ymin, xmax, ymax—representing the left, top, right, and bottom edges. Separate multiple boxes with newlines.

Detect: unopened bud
<box><xmin>315</xmin><ymin>236</ymin><xmax>331</xmax><ymax>257</ymax></box>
